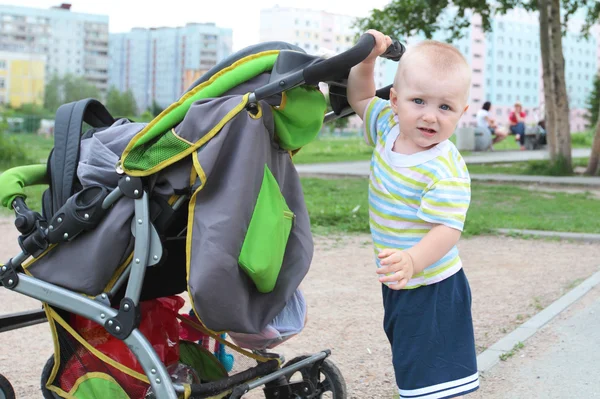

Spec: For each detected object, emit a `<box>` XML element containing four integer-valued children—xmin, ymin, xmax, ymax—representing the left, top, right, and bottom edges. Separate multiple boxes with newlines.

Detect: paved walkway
<box><xmin>475</xmin><ymin>283</ymin><xmax>600</xmax><ymax>398</ymax></box>
<box><xmin>295</xmin><ymin>149</ymin><xmax>600</xmax><ymax>186</ymax></box>
<box><xmin>464</xmin><ymin>148</ymin><xmax>591</xmax><ymax>164</ymax></box>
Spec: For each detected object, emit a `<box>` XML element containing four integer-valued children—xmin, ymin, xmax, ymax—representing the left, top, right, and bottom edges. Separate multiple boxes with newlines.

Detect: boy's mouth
<box><xmin>418</xmin><ymin>127</ymin><xmax>437</xmax><ymax>136</ymax></box>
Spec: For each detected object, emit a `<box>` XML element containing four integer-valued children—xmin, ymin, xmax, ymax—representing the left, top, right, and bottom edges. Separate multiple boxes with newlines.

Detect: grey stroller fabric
<box><xmin>176</xmin><ymin>94</ymin><xmax>313</xmax><ymax>334</ymax></box>
<box><xmin>26</xmin><ymin>120</ymin><xmax>144</xmax><ymax>295</ymax></box>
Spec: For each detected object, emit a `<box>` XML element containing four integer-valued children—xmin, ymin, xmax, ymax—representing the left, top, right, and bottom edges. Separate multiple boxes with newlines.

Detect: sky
<box><xmin>11</xmin><ymin>0</ymin><xmax>391</xmax><ymax>51</ymax></box>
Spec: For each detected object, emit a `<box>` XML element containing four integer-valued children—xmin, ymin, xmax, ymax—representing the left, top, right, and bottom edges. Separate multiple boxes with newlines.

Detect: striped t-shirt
<box><xmin>363</xmin><ymin>97</ymin><xmax>471</xmax><ymax>289</ymax></box>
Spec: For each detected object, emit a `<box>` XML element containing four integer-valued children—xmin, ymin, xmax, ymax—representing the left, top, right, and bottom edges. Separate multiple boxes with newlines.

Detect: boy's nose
<box><xmin>421</xmin><ymin>112</ymin><xmax>436</xmax><ymax>124</ymax></box>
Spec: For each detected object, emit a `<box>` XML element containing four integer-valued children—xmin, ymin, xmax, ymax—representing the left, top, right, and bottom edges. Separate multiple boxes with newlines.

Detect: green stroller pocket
<box><xmin>239</xmin><ymin>165</ymin><xmax>294</xmax><ymax>293</ymax></box>
<box><xmin>68</xmin><ymin>373</ymin><xmax>129</xmax><ymax>399</ymax></box>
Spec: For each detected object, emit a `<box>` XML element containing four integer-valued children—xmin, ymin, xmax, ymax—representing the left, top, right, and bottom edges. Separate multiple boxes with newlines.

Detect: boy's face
<box><xmin>389</xmin><ymin>61</ymin><xmax>469</xmax><ymax>153</ymax></box>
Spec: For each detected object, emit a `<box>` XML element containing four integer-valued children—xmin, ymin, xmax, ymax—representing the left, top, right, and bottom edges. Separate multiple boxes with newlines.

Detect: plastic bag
<box><xmin>144</xmin><ymin>362</ymin><xmax>200</xmax><ymax>398</ymax></box>
<box><xmin>228</xmin><ymin>289</ymin><xmax>307</xmax><ymax>350</ymax></box>
<box><xmin>63</xmin><ymin>296</ymin><xmax>185</xmax><ymax>396</ymax></box>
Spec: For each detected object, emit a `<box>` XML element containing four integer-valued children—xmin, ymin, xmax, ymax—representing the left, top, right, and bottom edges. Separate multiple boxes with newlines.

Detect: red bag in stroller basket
<box><xmin>61</xmin><ymin>296</ymin><xmax>185</xmax><ymax>395</ymax></box>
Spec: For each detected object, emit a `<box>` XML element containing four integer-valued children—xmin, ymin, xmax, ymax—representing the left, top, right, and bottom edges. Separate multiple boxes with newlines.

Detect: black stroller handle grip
<box><xmin>303</xmin><ymin>33</ymin><xmax>404</xmax><ymax>85</ymax></box>
<box><xmin>381</xmin><ymin>40</ymin><xmax>405</xmax><ymax>62</ymax></box>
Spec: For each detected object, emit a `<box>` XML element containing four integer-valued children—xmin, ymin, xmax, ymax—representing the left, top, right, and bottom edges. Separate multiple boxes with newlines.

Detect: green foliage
<box><xmin>149</xmin><ymin>100</ymin><xmax>164</xmax><ymax>117</ymax></box>
<box><xmin>354</xmin><ymin>0</ymin><xmax>600</xmax><ymax>42</ymax></box>
<box><xmin>0</xmin><ymin>123</ymin><xmax>31</xmax><ymax>169</ymax></box>
<box><xmin>106</xmin><ymin>87</ymin><xmax>139</xmax><ymax>117</ymax></box>
<box><xmin>585</xmin><ymin>73</ymin><xmax>600</xmax><ymax>128</ymax></box>
<box><xmin>43</xmin><ymin>74</ymin><xmax>101</xmax><ymax>113</ymax></box>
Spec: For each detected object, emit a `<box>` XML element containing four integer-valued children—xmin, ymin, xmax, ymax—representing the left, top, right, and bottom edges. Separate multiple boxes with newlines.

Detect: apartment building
<box><xmin>109</xmin><ymin>23</ymin><xmax>233</xmax><ymax>113</ymax></box>
<box><xmin>0</xmin><ymin>51</ymin><xmax>45</xmax><ymax>107</ymax></box>
<box><xmin>0</xmin><ymin>3</ymin><xmax>109</xmax><ymax>95</ymax></box>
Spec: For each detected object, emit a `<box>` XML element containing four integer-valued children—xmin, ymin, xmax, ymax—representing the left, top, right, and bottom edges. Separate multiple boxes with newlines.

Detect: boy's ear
<box><xmin>390</xmin><ymin>87</ymin><xmax>399</xmax><ymax>114</ymax></box>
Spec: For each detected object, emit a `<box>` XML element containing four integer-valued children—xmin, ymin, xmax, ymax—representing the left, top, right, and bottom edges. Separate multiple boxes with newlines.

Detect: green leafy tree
<box><xmin>585</xmin><ymin>73</ymin><xmax>600</xmax><ymax>175</ymax></box>
<box><xmin>356</xmin><ymin>0</ymin><xmax>600</xmax><ymax>174</ymax></box>
<box><xmin>43</xmin><ymin>74</ymin><xmax>101</xmax><ymax>113</ymax></box>
<box><xmin>150</xmin><ymin>100</ymin><xmax>164</xmax><ymax>117</ymax></box>
<box><xmin>121</xmin><ymin>89</ymin><xmax>138</xmax><ymax>117</ymax></box>
<box><xmin>585</xmin><ymin>74</ymin><xmax>600</xmax><ymax>128</ymax></box>
<box><xmin>43</xmin><ymin>74</ymin><xmax>61</xmax><ymax>113</ymax></box>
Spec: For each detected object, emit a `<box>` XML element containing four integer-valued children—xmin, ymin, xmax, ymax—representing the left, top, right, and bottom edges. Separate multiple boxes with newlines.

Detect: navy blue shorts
<box><xmin>382</xmin><ymin>268</ymin><xmax>479</xmax><ymax>399</ymax></box>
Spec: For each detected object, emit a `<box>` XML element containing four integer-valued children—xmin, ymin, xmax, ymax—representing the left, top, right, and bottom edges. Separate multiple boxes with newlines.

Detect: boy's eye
<box><xmin>440</xmin><ymin>104</ymin><xmax>451</xmax><ymax>111</ymax></box>
<box><xmin>413</xmin><ymin>98</ymin><xmax>424</xmax><ymax>105</ymax></box>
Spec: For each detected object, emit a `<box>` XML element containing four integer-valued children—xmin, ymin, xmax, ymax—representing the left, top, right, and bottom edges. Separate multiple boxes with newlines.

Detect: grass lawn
<box><xmin>301</xmin><ymin>177</ymin><xmax>600</xmax><ymax>237</ymax></box>
<box><xmin>291</xmin><ymin>130</ymin><xmax>594</xmax><ymax>165</ymax></box>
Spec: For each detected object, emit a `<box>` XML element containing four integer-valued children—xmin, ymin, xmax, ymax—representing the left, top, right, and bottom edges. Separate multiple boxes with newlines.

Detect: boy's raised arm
<box><xmin>347</xmin><ymin>30</ymin><xmax>392</xmax><ymax>121</ymax></box>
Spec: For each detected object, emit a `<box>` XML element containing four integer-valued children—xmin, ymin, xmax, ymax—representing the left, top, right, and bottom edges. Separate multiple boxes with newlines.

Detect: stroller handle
<box><xmin>303</xmin><ymin>33</ymin><xmax>405</xmax><ymax>85</ymax></box>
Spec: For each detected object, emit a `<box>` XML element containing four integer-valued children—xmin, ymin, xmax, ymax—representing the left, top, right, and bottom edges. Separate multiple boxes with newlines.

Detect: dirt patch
<box><xmin>1</xmin><ymin>218</ymin><xmax>599</xmax><ymax>398</ymax></box>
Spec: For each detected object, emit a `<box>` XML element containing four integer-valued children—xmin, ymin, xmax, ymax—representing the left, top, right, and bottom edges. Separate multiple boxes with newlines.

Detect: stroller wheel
<box><xmin>284</xmin><ymin>355</ymin><xmax>347</xmax><ymax>398</ymax></box>
<box><xmin>41</xmin><ymin>356</ymin><xmax>61</xmax><ymax>399</ymax></box>
<box><xmin>0</xmin><ymin>373</ymin><xmax>16</xmax><ymax>399</ymax></box>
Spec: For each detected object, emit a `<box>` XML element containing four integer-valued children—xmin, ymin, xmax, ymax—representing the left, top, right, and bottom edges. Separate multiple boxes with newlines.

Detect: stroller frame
<box><xmin>1</xmin><ymin>33</ymin><xmax>404</xmax><ymax>399</ymax></box>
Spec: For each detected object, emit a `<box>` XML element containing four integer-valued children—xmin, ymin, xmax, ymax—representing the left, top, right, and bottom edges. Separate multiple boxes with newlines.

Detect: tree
<box><xmin>121</xmin><ymin>89</ymin><xmax>138</xmax><ymax>117</ymax></box>
<box><xmin>585</xmin><ymin>73</ymin><xmax>600</xmax><ymax>128</ymax></box>
<box><xmin>356</xmin><ymin>0</ymin><xmax>600</xmax><ymax>174</ymax></box>
<box><xmin>44</xmin><ymin>74</ymin><xmax>100</xmax><ymax>113</ymax></box>
<box><xmin>43</xmin><ymin>74</ymin><xmax>61</xmax><ymax>113</ymax></box>
<box><xmin>150</xmin><ymin>100</ymin><xmax>164</xmax><ymax>117</ymax></box>
<box><xmin>106</xmin><ymin>87</ymin><xmax>139</xmax><ymax>117</ymax></box>
<box><xmin>586</xmin><ymin>118</ymin><xmax>600</xmax><ymax>175</ymax></box>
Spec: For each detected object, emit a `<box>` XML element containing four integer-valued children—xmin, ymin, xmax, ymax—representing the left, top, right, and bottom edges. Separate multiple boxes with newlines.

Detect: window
<box><xmin>507</xmin><ymin>80</ymin><xmax>512</xmax><ymax>88</ymax></box>
<box><xmin>0</xmin><ymin>60</ymin><xmax>5</xmax><ymax>69</ymax></box>
<box><xmin>0</xmin><ymin>78</ymin><xmax>5</xmax><ymax>89</ymax></box>
<box><xmin>497</xmin><ymin>79</ymin><xmax>503</xmax><ymax>87</ymax></box>
<box><xmin>497</xmin><ymin>65</ymin><xmax>503</xmax><ymax>72</ymax></box>
<box><xmin>496</xmin><ymin>93</ymin><xmax>503</xmax><ymax>101</ymax></box>
<box><xmin>473</xmin><ymin>68</ymin><xmax>482</xmax><ymax>73</ymax></box>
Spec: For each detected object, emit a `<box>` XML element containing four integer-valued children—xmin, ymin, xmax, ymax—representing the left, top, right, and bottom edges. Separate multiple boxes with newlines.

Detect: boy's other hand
<box><xmin>365</xmin><ymin>29</ymin><xmax>393</xmax><ymax>63</ymax></box>
<box><xmin>376</xmin><ymin>249</ymin><xmax>414</xmax><ymax>290</ymax></box>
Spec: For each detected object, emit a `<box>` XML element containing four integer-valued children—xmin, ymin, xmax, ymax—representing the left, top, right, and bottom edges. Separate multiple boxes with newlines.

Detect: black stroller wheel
<box><xmin>284</xmin><ymin>355</ymin><xmax>347</xmax><ymax>399</ymax></box>
<box><xmin>41</xmin><ymin>356</ymin><xmax>61</xmax><ymax>399</ymax></box>
<box><xmin>0</xmin><ymin>373</ymin><xmax>16</xmax><ymax>399</ymax></box>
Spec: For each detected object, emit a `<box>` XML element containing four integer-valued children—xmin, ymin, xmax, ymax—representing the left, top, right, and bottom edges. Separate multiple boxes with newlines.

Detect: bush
<box><xmin>0</xmin><ymin>132</ymin><xmax>30</xmax><ymax>169</ymax></box>
<box><xmin>571</xmin><ymin>130</ymin><xmax>595</xmax><ymax>148</ymax></box>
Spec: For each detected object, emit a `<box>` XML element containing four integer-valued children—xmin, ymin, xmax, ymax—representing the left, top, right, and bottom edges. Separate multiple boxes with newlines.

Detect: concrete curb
<box><xmin>495</xmin><ymin>228</ymin><xmax>600</xmax><ymax>242</ymax></box>
<box><xmin>477</xmin><ymin>269</ymin><xmax>600</xmax><ymax>373</ymax></box>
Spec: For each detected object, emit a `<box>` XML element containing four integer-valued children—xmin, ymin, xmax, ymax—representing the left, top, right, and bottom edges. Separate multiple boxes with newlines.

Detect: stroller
<box><xmin>0</xmin><ymin>34</ymin><xmax>403</xmax><ymax>399</ymax></box>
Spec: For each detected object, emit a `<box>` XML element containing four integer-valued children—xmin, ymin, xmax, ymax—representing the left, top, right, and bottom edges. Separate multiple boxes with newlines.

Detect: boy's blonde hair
<box><xmin>394</xmin><ymin>40</ymin><xmax>472</xmax><ymax>90</ymax></box>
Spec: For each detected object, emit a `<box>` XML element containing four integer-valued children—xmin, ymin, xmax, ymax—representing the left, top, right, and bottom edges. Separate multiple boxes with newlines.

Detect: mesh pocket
<box><xmin>123</xmin><ymin>129</ymin><xmax>191</xmax><ymax>172</ymax></box>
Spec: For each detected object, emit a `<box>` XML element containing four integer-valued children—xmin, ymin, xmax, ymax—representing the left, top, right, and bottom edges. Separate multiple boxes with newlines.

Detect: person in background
<box><xmin>509</xmin><ymin>101</ymin><xmax>527</xmax><ymax>150</ymax></box>
<box><xmin>476</xmin><ymin>101</ymin><xmax>507</xmax><ymax>150</ymax></box>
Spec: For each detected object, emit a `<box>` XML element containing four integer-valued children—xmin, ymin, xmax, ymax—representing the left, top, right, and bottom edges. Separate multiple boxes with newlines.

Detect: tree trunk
<box><xmin>586</xmin><ymin>118</ymin><xmax>600</xmax><ymax>175</ymax></box>
<box><xmin>549</xmin><ymin>0</ymin><xmax>572</xmax><ymax>168</ymax></box>
<box><xmin>539</xmin><ymin>0</ymin><xmax>557</xmax><ymax>158</ymax></box>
